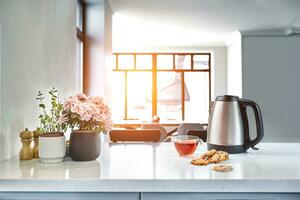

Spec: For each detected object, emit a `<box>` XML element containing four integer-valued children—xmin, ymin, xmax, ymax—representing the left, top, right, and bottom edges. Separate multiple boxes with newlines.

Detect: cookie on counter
<box><xmin>212</xmin><ymin>164</ymin><xmax>233</xmax><ymax>172</ymax></box>
<box><xmin>191</xmin><ymin>149</ymin><xmax>229</xmax><ymax>166</ymax></box>
<box><xmin>191</xmin><ymin>158</ymin><xmax>209</xmax><ymax>166</ymax></box>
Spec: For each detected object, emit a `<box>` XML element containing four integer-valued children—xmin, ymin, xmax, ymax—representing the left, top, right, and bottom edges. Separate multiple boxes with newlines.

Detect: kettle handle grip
<box><xmin>240</xmin><ymin>99</ymin><xmax>264</xmax><ymax>150</ymax></box>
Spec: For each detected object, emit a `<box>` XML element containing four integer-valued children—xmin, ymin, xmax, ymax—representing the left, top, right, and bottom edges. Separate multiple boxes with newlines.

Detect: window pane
<box><xmin>118</xmin><ymin>55</ymin><xmax>134</xmax><ymax>69</ymax></box>
<box><xmin>175</xmin><ymin>55</ymin><xmax>191</xmax><ymax>69</ymax></box>
<box><xmin>157</xmin><ymin>72</ymin><xmax>182</xmax><ymax>121</ymax></box>
<box><xmin>111</xmin><ymin>73</ymin><xmax>125</xmax><ymax>121</ymax></box>
<box><xmin>127</xmin><ymin>72</ymin><xmax>152</xmax><ymax>120</ymax></box>
<box><xmin>136</xmin><ymin>55</ymin><xmax>152</xmax><ymax>70</ymax></box>
<box><xmin>184</xmin><ymin>72</ymin><xmax>209</xmax><ymax>123</ymax></box>
<box><xmin>194</xmin><ymin>55</ymin><xmax>209</xmax><ymax>70</ymax></box>
<box><xmin>157</xmin><ymin>55</ymin><xmax>173</xmax><ymax>70</ymax></box>
<box><xmin>76</xmin><ymin>2</ymin><xmax>83</xmax><ymax>31</ymax></box>
<box><xmin>76</xmin><ymin>38</ymin><xmax>83</xmax><ymax>92</ymax></box>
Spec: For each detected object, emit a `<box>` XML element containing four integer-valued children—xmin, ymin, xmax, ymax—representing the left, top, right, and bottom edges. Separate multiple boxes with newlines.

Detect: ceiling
<box><xmin>108</xmin><ymin>0</ymin><xmax>300</xmax><ymax>49</ymax></box>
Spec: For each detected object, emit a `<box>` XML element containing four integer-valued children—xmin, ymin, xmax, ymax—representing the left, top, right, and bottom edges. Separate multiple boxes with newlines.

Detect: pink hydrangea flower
<box><xmin>76</xmin><ymin>93</ymin><xmax>88</xmax><ymax>101</ymax></box>
<box><xmin>71</xmin><ymin>102</ymin><xmax>85</xmax><ymax>116</ymax></box>
<box><xmin>89</xmin><ymin>96</ymin><xmax>103</xmax><ymax>105</ymax></box>
<box><xmin>62</xmin><ymin>94</ymin><xmax>112</xmax><ymax>132</ymax></box>
<box><xmin>63</xmin><ymin>96</ymin><xmax>78</xmax><ymax>110</ymax></box>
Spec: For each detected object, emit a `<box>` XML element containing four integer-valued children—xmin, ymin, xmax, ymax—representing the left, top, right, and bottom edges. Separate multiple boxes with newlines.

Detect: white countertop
<box><xmin>0</xmin><ymin>142</ymin><xmax>300</xmax><ymax>192</ymax></box>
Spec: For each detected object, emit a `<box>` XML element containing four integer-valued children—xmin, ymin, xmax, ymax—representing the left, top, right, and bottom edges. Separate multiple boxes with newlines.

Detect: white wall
<box><xmin>0</xmin><ymin>0</ymin><xmax>78</xmax><ymax>160</ymax></box>
<box><xmin>227</xmin><ymin>32</ymin><xmax>242</xmax><ymax>97</ymax></box>
<box><xmin>0</xmin><ymin>7</ymin><xmax>2</xmax><ymax>160</ymax></box>
<box><xmin>209</xmin><ymin>46</ymin><xmax>227</xmax><ymax>98</ymax></box>
<box><xmin>242</xmin><ymin>35</ymin><xmax>300</xmax><ymax>142</ymax></box>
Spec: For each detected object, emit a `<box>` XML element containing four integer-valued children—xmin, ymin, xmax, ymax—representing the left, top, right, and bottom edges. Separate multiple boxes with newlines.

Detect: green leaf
<box><xmin>36</xmin><ymin>87</ymin><xmax>68</xmax><ymax>133</ymax></box>
<box><xmin>57</xmin><ymin>106</ymin><xmax>63</xmax><ymax>112</ymax></box>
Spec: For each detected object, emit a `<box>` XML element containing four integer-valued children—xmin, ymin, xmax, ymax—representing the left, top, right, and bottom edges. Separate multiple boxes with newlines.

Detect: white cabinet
<box><xmin>2</xmin><ymin>192</ymin><xmax>300</xmax><ymax>200</ymax></box>
<box><xmin>141</xmin><ymin>193</ymin><xmax>300</xmax><ymax>200</ymax></box>
<box><xmin>0</xmin><ymin>192</ymin><xmax>139</xmax><ymax>200</ymax></box>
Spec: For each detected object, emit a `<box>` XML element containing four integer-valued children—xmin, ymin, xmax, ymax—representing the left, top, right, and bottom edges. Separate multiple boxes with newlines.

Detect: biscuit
<box><xmin>192</xmin><ymin>150</ymin><xmax>229</xmax><ymax>166</ymax></box>
<box><xmin>212</xmin><ymin>165</ymin><xmax>233</xmax><ymax>172</ymax></box>
<box><xmin>218</xmin><ymin>151</ymin><xmax>229</xmax><ymax>162</ymax></box>
<box><xmin>201</xmin><ymin>149</ymin><xmax>217</xmax><ymax>159</ymax></box>
<box><xmin>208</xmin><ymin>153</ymin><xmax>220</xmax><ymax>163</ymax></box>
<box><xmin>191</xmin><ymin>159</ymin><xmax>209</xmax><ymax>166</ymax></box>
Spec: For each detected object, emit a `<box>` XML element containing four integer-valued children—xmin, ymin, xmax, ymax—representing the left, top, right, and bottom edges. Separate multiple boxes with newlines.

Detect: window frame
<box><xmin>113</xmin><ymin>52</ymin><xmax>211</xmax><ymax>123</ymax></box>
<box><xmin>76</xmin><ymin>0</ymin><xmax>86</xmax><ymax>93</ymax></box>
<box><xmin>76</xmin><ymin>0</ymin><xmax>85</xmax><ymax>42</ymax></box>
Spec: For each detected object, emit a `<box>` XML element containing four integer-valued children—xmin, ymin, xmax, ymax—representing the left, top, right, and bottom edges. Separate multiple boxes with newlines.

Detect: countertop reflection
<box><xmin>0</xmin><ymin>156</ymin><xmax>101</xmax><ymax>179</ymax></box>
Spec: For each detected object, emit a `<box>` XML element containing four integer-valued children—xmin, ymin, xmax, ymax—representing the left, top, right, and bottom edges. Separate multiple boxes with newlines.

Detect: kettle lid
<box><xmin>216</xmin><ymin>95</ymin><xmax>239</xmax><ymax>101</ymax></box>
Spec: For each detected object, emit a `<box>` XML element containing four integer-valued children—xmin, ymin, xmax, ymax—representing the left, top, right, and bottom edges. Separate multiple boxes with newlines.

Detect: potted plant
<box><xmin>36</xmin><ymin>87</ymin><xmax>67</xmax><ymax>164</ymax></box>
<box><xmin>59</xmin><ymin>94</ymin><xmax>112</xmax><ymax>161</ymax></box>
<box><xmin>60</xmin><ymin>94</ymin><xmax>112</xmax><ymax>161</ymax></box>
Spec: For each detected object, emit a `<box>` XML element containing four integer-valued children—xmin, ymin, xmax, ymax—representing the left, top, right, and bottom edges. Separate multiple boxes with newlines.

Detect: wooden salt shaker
<box><xmin>19</xmin><ymin>128</ymin><xmax>33</xmax><ymax>160</ymax></box>
<box><xmin>32</xmin><ymin>128</ymin><xmax>42</xmax><ymax>158</ymax></box>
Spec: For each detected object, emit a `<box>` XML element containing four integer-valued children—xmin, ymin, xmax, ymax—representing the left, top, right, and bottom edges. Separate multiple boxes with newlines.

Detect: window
<box><xmin>76</xmin><ymin>0</ymin><xmax>85</xmax><ymax>92</ymax></box>
<box><xmin>112</xmin><ymin>53</ymin><xmax>211</xmax><ymax>123</ymax></box>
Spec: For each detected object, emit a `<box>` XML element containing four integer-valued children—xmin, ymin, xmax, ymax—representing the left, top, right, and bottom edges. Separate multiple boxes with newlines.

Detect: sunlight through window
<box><xmin>112</xmin><ymin>53</ymin><xmax>211</xmax><ymax>124</ymax></box>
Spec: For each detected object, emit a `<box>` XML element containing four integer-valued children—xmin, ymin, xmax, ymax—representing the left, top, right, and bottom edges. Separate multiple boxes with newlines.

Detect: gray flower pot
<box><xmin>69</xmin><ymin>131</ymin><xmax>101</xmax><ymax>161</ymax></box>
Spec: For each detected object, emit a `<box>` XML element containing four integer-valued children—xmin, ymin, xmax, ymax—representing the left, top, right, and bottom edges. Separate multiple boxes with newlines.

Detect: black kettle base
<box><xmin>207</xmin><ymin>143</ymin><xmax>246</xmax><ymax>154</ymax></box>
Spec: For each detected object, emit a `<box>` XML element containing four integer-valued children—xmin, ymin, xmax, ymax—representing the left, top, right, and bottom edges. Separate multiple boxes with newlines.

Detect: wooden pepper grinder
<box><xmin>19</xmin><ymin>128</ymin><xmax>33</xmax><ymax>160</ymax></box>
<box><xmin>32</xmin><ymin>128</ymin><xmax>42</xmax><ymax>158</ymax></box>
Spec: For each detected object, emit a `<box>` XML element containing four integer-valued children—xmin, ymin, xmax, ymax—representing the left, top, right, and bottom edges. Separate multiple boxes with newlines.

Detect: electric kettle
<box><xmin>207</xmin><ymin>95</ymin><xmax>264</xmax><ymax>153</ymax></box>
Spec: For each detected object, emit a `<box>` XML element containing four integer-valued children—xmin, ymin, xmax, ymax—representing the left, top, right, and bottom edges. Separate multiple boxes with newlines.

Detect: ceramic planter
<box><xmin>69</xmin><ymin>131</ymin><xmax>101</xmax><ymax>161</ymax></box>
<box><xmin>39</xmin><ymin>132</ymin><xmax>66</xmax><ymax>164</ymax></box>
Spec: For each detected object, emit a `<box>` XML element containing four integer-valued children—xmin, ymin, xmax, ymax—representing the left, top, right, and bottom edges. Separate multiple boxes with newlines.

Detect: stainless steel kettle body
<box><xmin>207</xmin><ymin>95</ymin><xmax>264</xmax><ymax>153</ymax></box>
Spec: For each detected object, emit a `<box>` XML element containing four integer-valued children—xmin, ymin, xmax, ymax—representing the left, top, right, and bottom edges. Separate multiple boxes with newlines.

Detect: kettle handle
<box><xmin>240</xmin><ymin>99</ymin><xmax>264</xmax><ymax>150</ymax></box>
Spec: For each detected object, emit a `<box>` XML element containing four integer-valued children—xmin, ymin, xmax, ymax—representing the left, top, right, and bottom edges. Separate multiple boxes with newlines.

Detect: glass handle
<box><xmin>196</xmin><ymin>139</ymin><xmax>203</xmax><ymax>151</ymax></box>
<box><xmin>163</xmin><ymin>136</ymin><xmax>173</xmax><ymax>142</ymax></box>
<box><xmin>198</xmin><ymin>138</ymin><xmax>203</xmax><ymax>145</ymax></box>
